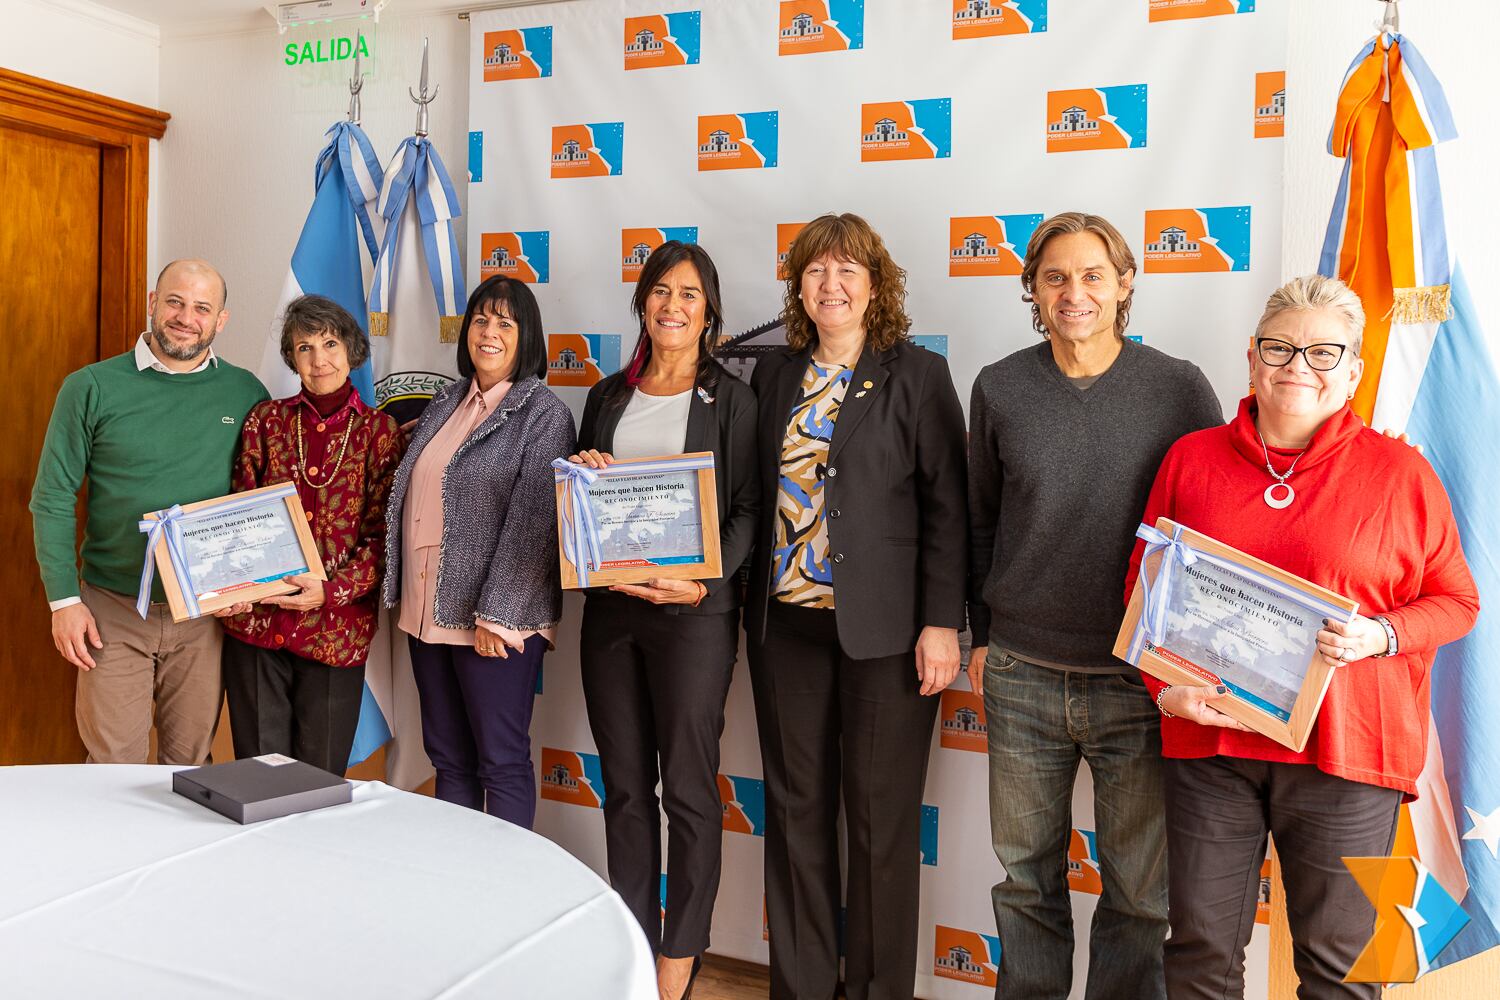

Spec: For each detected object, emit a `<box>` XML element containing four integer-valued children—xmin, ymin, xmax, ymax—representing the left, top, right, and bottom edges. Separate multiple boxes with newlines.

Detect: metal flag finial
<box><xmin>409</xmin><ymin>37</ymin><xmax>438</xmax><ymax>138</ymax></box>
<box><xmin>1378</xmin><ymin>0</ymin><xmax>1401</xmax><ymax>34</ymax></box>
<box><xmin>347</xmin><ymin>34</ymin><xmax>364</xmax><ymax>123</ymax></box>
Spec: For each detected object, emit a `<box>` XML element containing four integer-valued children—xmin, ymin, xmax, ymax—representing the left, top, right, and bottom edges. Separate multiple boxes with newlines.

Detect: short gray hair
<box><xmin>1255</xmin><ymin>275</ymin><xmax>1366</xmax><ymax>355</ymax></box>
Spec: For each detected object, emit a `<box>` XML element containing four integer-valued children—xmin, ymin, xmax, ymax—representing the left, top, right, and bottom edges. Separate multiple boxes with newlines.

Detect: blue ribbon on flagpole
<box><xmin>316</xmin><ymin>121</ymin><xmax>385</xmax><ymax>263</ymax></box>
<box><xmin>552</xmin><ymin>454</ymin><xmax>716</xmax><ymax>588</ymax></box>
<box><xmin>552</xmin><ymin>459</ymin><xmax>604</xmax><ymax>588</ymax></box>
<box><xmin>136</xmin><ymin>483</ymin><xmax>302</xmax><ymax>620</ymax></box>
<box><xmin>369</xmin><ymin>136</ymin><xmax>465</xmax><ymax>321</ymax></box>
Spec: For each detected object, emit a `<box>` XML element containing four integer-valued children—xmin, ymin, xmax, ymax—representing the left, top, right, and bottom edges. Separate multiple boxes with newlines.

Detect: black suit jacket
<box><xmin>747</xmin><ymin>340</ymin><xmax>968</xmax><ymax>659</ymax></box>
<box><xmin>576</xmin><ymin>361</ymin><xmax>759</xmax><ymax>616</ymax></box>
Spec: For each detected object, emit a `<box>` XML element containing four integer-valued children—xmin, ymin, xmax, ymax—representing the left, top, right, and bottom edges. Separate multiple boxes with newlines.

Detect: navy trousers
<box><xmin>408</xmin><ymin>633</ymin><xmax>546</xmax><ymax>828</ymax></box>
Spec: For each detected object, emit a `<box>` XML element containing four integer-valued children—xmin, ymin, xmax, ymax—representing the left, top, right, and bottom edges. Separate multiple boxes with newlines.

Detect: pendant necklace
<box><xmin>1256</xmin><ymin>429</ymin><xmax>1304</xmax><ymax>510</ymax></box>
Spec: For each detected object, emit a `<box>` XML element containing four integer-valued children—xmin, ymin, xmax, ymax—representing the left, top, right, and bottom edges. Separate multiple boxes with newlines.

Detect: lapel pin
<box><xmin>696</xmin><ymin>386</ymin><xmax>714</xmax><ymax>404</ymax></box>
<box><xmin>862</xmin><ymin>380</ymin><xmax>873</xmax><ymax>389</ymax></box>
<box><xmin>855</xmin><ymin>390</ymin><xmax>867</xmax><ymax>398</ymax></box>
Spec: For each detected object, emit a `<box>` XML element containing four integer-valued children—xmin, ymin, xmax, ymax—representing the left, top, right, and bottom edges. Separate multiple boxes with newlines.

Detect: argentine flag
<box><xmin>258</xmin><ymin>121</ymin><xmax>383</xmax><ymax>404</ymax></box>
<box><xmin>258</xmin><ymin>120</ymin><xmax>397</xmax><ymax>771</ymax></box>
<box><xmin>1321</xmin><ymin>31</ymin><xmax>1500</xmax><ymax>971</ymax></box>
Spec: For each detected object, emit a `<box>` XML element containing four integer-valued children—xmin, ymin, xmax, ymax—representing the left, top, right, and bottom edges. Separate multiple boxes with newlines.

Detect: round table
<box><xmin>0</xmin><ymin>765</ymin><xmax>655</xmax><ymax>999</ymax></box>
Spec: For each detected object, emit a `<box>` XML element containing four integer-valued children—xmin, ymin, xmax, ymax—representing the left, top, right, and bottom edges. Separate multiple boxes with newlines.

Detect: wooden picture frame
<box><xmin>555</xmin><ymin>451</ymin><xmax>722</xmax><ymax>590</ymax></box>
<box><xmin>142</xmin><ymin>482</ymin><xmax>325</xmax><ymax>623</ymax></box>
<box><xmin>1114</xmin><ymin>517</ymin><xmax>1359</xmax><ymax>752</ymax></box>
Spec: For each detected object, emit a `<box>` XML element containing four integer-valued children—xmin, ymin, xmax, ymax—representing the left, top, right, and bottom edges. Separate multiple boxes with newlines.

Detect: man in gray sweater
<box><xmin>966</xmin><ymin>212</ymin><xmax>1223</xmax><ymax>1000</ymax></box>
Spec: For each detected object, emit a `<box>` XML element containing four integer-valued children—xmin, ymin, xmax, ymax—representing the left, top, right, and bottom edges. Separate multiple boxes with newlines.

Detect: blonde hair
<box><xmin>1019</xmin><ymin>212</ymin><xmax>1136</xmax><ymax>338</ymax></box>
<box><xmin>781</xmin><ymin>213</ymin><xmax>911</xmax><ymax>352</ymax></box>
<box><xmin>1256</xmin><ymin>275</ymin><xmax>1366</xmax><ymax>355</ymax></box>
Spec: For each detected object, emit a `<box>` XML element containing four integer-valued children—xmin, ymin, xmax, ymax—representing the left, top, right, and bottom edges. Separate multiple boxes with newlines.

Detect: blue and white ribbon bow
<box><xmin>552</xmin><ymin>459</ymin><xmax>604</xmax><ymax>587</ymax></box>
<box><xmin>136</xmin><ymin>483</ymin><xmax>301</xmax><ymax>620</ymax></box>
<box><xmin>368</xmin><ymin>136</ymin><xmax>465</xmax><ymax>340</ymax></box>
<box><xmin>552</xmin><ymin>454</ymin><xmax>715</xmax><ymax>588</ymax></box>
<box><xmin>1134</xmin><ymin>523</ymin><xmax>1199</xmax><ymax>645</ymax></box>
<box><xmin>315</xmin><ymin>120</ymin><xmax>385</xmax><ymax>262</ymax></box>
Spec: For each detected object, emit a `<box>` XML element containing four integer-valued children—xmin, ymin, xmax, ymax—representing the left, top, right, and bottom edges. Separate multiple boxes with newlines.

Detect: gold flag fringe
<box><xmin>439</xmin><ymin>315</ymin><xmax>463</xmax><ymax>344</ymax></box>
<box><xmin>1389</xmin><ymin>285</ymin><xmax>1453</xmax><ymax>325</ymax></box>
<box><xmin>368</xmin><ymin>312</ymin><xmax>389</xmax><ymax>338</ymax></box>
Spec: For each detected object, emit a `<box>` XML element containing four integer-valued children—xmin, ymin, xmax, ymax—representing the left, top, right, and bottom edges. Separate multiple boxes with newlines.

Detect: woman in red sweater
<box><xmin>1127</xmin><ymin>275</ymin><xmax>1478</xmax><ymax>999</ymax></box>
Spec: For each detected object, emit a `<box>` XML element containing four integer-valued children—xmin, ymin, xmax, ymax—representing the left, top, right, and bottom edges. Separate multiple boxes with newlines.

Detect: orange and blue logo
<box><xmin>934</xmin><ymin>926</ymin><xmax>1001</xmax><ymax>986</ymax></box>
<box><xmin>479</xmin><ymin>231</ymin><xmax>548</xmax><ymax>283</ymax></box>
<box><xmin>621</xmin><ymin>227</ymin><xmax>699</xmax><ymax>283</ymax></box>
<box><xmin>698</xmin><ymin>113</ymin><xmax>779</xmax><ymax>171</ymax></box>
<box><xmin>950</xmin><ymin>214</ymin><xmax>1043</xmax><ymax>277</ymax></box>
<box><xmin>861</xmin><ymin>100</ymin><xmax>952</xmax><ymax>162</ymax></box>
<box><xmin>481</xmin><ymin>27</ymin><xmax>552</xmax><ymax>82</ymax></box>
<box><xmin>779</xmin><ymin>1</ymin><xmax>864</xmax><ymax>56</ymax></box>
<box><xmin>550</xmin><ymin>123</ymin><xmax>624</xmax><ymax>178</ymax></box>
<box><xmin>1047</xmin><ymin>86</ymin><xmax>1148</xmax><ymax>152</ymax></box>
<box><xmin>953</xmin><ymin>0</ymin><xmax>1048</xmax><ymax>39</ymax></box>
<box><xmin>539</xmin><ymin>748</ymin><xmax>605</xmax><ymax>807</ymax></box>
<box><xmin>1150</xmin><ymin>0</ymin><xmax>1255</xmax><ymax>23</ymax></box>
<box><xmin>921</xmin><ymin>804</ymin><xmax>939</xmax><ymax>866</ymax></box>
<box><xmin>939</xmin><ymin>689</ymin><xmax>988</xmax><ymax>751</ymax></box>
<box><xmin>1068</xmin><ymin>828</ymin><xmax>1104</xmax><ymax>895</ymax></box>
<box><xmin>1343</xmin><ymin>856</ymin><xmax>1468</xmax><ymax>983</ymax></box>
<box><xmin>546</xmin><ymin>334</ymin><xmax>621</xmax><ymax>387</ymax></box>
<box><xmin>624</xmin><ymin>12</ymin><xmax>701</xmax><ymax>70</ymax></box>
<box><xmin>719</xmin><ymin>774</ymin><xmax>767</xmax><ymax>836</ymax></box>
<box><xmin>1143</xmin><ymin>207</ymin><xmax>1251</xmax><ymax>273</ymax></box>
<box><xmin>1255</xmin><ymin>71</ymin><xmax>1286</xmax><ymax>138</ymax></box>
<box><xmin>776</xmin><ymin>222</ymin><xmax>807</xmax><ymax>279</ymax></box>
<box><xmin>1256</xmin><ymin>857</ymin><xmax>1272</xmax><ymax>925</ymax></box>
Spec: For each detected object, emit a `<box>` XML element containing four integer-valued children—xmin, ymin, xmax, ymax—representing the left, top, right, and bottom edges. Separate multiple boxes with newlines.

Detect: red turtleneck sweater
<box><xmin>1126</xmin><ymin>397</ymin><xmax>1478</xmax><ymax>797</ymax></box>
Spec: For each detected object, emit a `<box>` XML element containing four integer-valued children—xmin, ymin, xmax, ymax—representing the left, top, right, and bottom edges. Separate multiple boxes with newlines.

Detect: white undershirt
<box><xmin>611</xmin><ymin>387</ymin><xmax>692</xmax><ymax>460</ymax></box>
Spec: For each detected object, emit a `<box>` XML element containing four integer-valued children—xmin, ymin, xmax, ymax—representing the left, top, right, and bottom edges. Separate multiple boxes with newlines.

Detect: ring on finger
<box><xmin>1341</xmin><ymin>647</ymin><xmax>1354</xmax><ymax>661</ymax></box>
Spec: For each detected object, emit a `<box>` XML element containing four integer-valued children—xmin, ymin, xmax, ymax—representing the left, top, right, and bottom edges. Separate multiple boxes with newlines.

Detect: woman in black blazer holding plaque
<box><xmin>747</xmin><ymin>213</ymin><xmax>968</xmax><ymax>1000</ymax></box>
<box><xmin>569</xmin><ymin>241</ymin><xmax>758</xmax><ymax>1000</ymax></box>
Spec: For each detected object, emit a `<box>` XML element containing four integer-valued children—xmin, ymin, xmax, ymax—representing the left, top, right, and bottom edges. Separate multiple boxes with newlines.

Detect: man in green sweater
<box><xmin>30</xmin><ymin>259</ymin><xmax>268</xmax><ymax>764</ymax></box>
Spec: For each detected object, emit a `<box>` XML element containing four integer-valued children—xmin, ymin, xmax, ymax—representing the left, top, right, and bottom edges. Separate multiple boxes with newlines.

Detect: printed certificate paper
<box><xmin>1115</xmin><ymin>518</ymin><xmax>1359</xmax><ymax>752</ymax></box>
<box><xmin>140</xmin><ymin>482</ymin><xmax>325</xmax><ymax>622</ymax></box>
<box><xmin>555</xmin><ymin>452</ymin><xmax>722</xmax><ymax>589</ymax></box>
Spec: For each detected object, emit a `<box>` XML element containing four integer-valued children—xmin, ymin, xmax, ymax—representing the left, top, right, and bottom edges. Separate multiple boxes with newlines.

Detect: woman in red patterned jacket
<box><xmin>218</xmin><ymin>295</ymin><xmax>404</xmax><ymax>774</ymax></box>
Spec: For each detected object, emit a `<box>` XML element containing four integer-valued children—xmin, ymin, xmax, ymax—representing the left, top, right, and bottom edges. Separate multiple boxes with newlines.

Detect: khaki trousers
<box><xmin>76</xmin><ymin>582</ymin><xmax>224</xmax><ymax>765</ymax></box>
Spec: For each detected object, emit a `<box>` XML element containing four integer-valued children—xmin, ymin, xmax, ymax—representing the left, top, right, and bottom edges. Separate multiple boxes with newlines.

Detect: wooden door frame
<box><xmin>0</xmin><ymin>68</ymin><xmax>169</xmax><ymax>357</ymax></box>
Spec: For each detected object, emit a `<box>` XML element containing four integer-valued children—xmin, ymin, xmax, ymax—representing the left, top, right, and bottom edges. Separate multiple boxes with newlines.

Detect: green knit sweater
<box><xmin>30</xmin><ymin>351</ymin><xmax>269</xmax><ymax>603</ymax></box>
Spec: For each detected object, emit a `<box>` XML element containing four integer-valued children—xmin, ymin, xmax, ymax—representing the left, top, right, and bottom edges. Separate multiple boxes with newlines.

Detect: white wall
<box><xmin>155</xmin><ymin>10</ymin><xmax>472</xmax><ymax>368</ymax></box>
<box><xmin>1283</xmin><ymin>1</ymin><xmax>1499</xmax><ymax>315</ymax></box>
<box><xmin>2</xmin><ymin>0</ymin><xmax>163</xmax><ymax>310</ymax></box>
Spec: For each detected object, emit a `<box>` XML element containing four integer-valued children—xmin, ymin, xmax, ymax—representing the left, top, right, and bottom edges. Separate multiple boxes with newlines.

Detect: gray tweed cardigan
<box><xmin>382</xmin><ymin>375</ymin><xmax>577</xmax><ymax>632</ymax></box>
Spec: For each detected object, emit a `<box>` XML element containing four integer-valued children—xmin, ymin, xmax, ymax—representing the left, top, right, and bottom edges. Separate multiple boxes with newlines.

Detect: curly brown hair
<box><xmin>1019</xmin><ymin>212</ymin><xmax>1136</xmax><ymax>339</ymax></box>
<box><xmin>781</xmin><ymin>213</ymin><xmax>911</xmax><ymax>351</ymax></box>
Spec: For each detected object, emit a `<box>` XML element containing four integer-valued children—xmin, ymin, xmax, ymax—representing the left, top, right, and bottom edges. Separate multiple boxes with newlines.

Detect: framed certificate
<box><xmin>140</xmin><ymin>481</ymin><xmax>325</xmax><ymax>622</ymax></box>
<box><xmin>1114</xmin><ymin>517</ymin><xmax>1359</xmax><ymax>752</ymax></box>
<box><xmin>554</xmin><ymin>452</ymin><xmax>722</xmax><ymax>590</ymax></box>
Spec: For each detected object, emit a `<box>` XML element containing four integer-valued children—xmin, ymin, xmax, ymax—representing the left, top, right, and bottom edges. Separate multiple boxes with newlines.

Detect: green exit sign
<box><xmin>284</xmin><ymin>35</ymin><xmax>370</xmax><ymax>67</ymax></box>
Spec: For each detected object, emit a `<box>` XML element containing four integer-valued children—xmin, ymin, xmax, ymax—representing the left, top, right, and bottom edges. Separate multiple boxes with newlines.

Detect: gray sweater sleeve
<box><xmin>966</xmin><ymin>371</ymin><xmax>998</xmax><ymax>647</ymax></box>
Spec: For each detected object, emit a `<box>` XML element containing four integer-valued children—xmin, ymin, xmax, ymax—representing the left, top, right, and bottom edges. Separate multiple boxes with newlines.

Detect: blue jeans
<box><xmin>984</xmin><ymin>648</ymin><xmax>1168</xmax><ymax>1000</ymax></box>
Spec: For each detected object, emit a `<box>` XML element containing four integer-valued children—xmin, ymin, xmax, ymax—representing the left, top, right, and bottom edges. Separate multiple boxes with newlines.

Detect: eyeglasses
<box><xmin>1255</xmin><ymin>338</ymin><xmax>1349</xmax><ymax>372</ymax></box>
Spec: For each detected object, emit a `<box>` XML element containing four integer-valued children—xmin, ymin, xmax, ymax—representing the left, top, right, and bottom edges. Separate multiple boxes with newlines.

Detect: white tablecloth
<box><xmin>0</xmin><ymin>765</ymin><xmax>655</xmax><ymax>999</ymax></box>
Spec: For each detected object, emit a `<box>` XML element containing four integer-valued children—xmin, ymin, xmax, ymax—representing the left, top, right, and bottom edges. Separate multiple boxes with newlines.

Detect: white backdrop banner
<box><xmin>464</xmin><ymin>2</ymin><xmax>1288</xmax><ymax>996</ymax></box>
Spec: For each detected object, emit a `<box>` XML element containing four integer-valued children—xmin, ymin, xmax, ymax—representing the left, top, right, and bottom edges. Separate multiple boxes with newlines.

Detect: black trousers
<box><xmin>748</xmin><ymin>601</ymin><xmax>939</xmax><ymax>1000</ymax></box>
<box><xmin>222</xmin><ymin>635</ymin><xmax>366</xmax><ymax>775</ymax></box>
<box><xmin>1163</xmin><ymin>756</ymin><xmax>1402</xmax><ymax>1000</ymax></box>
<box><xmin>580</xmin><ymin>594</ymin><xmax>737</xmax><ymax>958</ymax></box>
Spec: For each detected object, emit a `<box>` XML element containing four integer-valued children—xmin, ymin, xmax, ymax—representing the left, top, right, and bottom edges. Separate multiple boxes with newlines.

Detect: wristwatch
<box><xmin>1372</xmin><ymin>615</ymin><xmax>1399</xmax><ymax>658</ymax></box>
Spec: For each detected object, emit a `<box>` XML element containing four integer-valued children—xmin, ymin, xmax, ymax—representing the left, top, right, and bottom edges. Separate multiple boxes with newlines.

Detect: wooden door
<box><xmin>0</xmin><ymin>70</ymin><xmax>167</xmax><ymax>763</ymax></box>
<box><xmin>0</xmin><ymin>125</ymin><xmax>102</xmax><ymax>763</ymax></box>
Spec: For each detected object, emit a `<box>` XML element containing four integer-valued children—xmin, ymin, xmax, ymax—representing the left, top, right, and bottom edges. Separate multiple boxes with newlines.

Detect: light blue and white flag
<box><xmin>258</xmin><ymin>121</ymin><xmax>384</xmax><ymax>404</ymax></box>
<box><xmin>1321</xmin><ymin>32</ymin><xmax>1500</xmax><ymax>972</ymax></box>
<box><xmin>368</xmin><ymin>136</ymin><xmax>465</xmax><ymax>345</ymax></box>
